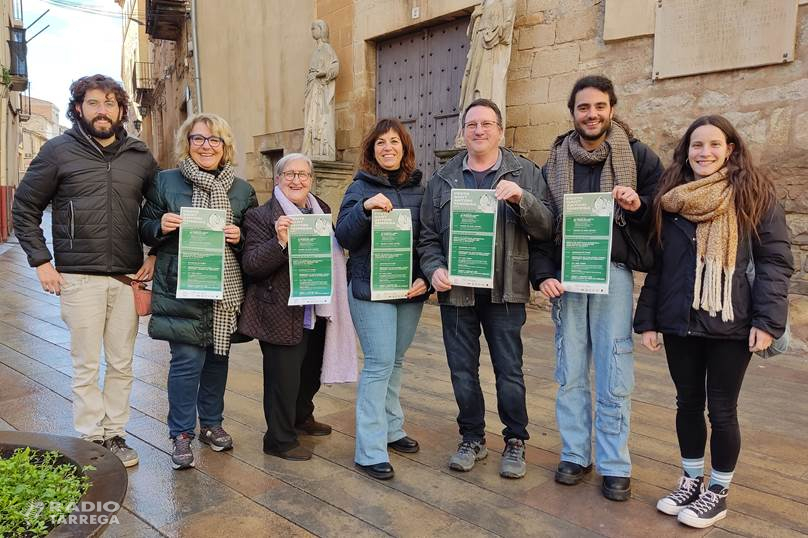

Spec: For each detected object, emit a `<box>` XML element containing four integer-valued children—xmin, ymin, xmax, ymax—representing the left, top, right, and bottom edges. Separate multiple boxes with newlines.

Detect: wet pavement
<box><xmin>1</xmin><ymin>221</ymin><xmax>807</xmax><ymax>536</ymax></box>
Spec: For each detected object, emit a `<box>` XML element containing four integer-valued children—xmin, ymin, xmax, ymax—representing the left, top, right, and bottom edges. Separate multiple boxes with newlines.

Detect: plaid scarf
<box><xmin>179</xmin><ymin>157</ymin><xmax>243</xmax><ymax>358</ymax></box>
<box><xmin>545</xmin><ymin>122</ymin><xmax>637</xmax><ymax>240</ymax></box>
<box><xmin>660</xmin><ymin>168</ymin><xmax>737</xmax><ymax>322</ymax></box>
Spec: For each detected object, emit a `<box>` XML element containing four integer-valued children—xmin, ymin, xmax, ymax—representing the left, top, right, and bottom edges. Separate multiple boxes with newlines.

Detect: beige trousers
<box><xmin>60</xmin><ymin>273</ymin><xmax>138</xmax><ymax>441</ymax></box>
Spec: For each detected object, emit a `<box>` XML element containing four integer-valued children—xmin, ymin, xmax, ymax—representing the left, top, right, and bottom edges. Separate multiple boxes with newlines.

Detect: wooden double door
<box><xmin>375</xmin><ymin>17</ymin><xmax>470</xmax><ymax>180</ymax></box>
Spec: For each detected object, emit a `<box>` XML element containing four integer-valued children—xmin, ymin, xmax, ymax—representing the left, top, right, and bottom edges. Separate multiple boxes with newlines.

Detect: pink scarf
<box><xmin>273</xmin><ymin>185</ymin><xmax>357</xmax><ymax>383</ymax></box>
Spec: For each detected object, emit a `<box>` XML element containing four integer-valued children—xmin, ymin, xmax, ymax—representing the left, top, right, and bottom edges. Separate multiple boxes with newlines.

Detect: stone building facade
<box><xmin>125</xmin><ymin>0</ymin><xmax>807</xmax><ymax>301</ymax></box>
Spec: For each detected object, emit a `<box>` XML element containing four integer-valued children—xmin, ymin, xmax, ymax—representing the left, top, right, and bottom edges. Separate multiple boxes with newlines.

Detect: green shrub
<box><xmin>0</xmin><ymin>447</ymin><xmax>94</xmax><ymax>537</ymax></box>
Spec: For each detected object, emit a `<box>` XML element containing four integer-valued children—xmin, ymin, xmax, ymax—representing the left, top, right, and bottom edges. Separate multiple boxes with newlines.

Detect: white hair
<box><xmin>274</xmin><ymin>152</ymin><xmax>314</xmax><ymax>179</ymax></box>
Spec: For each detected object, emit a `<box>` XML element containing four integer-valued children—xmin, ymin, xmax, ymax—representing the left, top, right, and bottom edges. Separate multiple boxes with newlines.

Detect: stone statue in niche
<box><xmin>303</xmin><ymin>19</ymin><xmax>340</xmax><ymax>161</ymax></box>
<box><xmin>454</xmin><ymin>0</ymin><xmax>516</xmax><ymax>147</ymax></box>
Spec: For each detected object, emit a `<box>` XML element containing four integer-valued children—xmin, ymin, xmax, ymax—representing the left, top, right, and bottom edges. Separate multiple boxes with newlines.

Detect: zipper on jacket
<box><xmin>69</xmin><ymin>200</ymin><xmax>75</xmax><ymax>250</ymax></box>
<box><xmin>106</xmin><ymin>160</ymin><xmax>112</xmax><ymax>272</ymax></box>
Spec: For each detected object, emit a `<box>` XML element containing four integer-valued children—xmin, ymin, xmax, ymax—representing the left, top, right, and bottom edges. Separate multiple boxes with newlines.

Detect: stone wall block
<box><xmin>529</xmin><ymin>102</ymin><xmax>570</xmax><ymax>126</ymax></box>
<box><xmin>767</xmin><ymin>107</ymin><xmax>791</xmax><ymax>147</ymax></box>
<box><xmin>514</xmin><ymin>123</ymin><xmax>566</xmax><ymax>150</ymax></box>
<box><xmin>508</xmin><ymin>77</ymin><xmax>550</xmax><ymax>106</ymax></box>
<box><xmin>548</xmin><ymin>71</ymin><xmax>582</xmax><ymax>102</ymax></box>
<box><xmin>696</xmin><ymin>90</ymin><xmax>733</xmax><ymax>110</ymax></box>
<box><xmin>740</xmin><ymin>79</ymin><xmax>808</xmax><ymax>107</ymax></box>
<box><xmin>528</xmin><ymin>149</ymin><xmax>550</xmax><ymax>165</ymax></box>
<box><xmin>517</xmin><ymin>23</ymin><xmax>555</xmax><ymax>50</ymax></box>
<box><xmin>515</xmin><ymin>13</ymin><xmax>546</xmax><ymax>27</ymax></box>
<box><xmin>633</xmin><ymin>94</ymin><xmax>696</xmax><ymax>115</ymax></box>
<box><xmin>526</xmin><ymin>0</ymin><xmax>555</xmax><ymax>14</ymax></box>
<box><xmin>794</xmin><ymin>111</ymin><xmax>808</xmax><ymax>148</ymax></box>
<box><xmin>787</xmin><ymin>214</ymin><xmax>808</xmax><ymax>245</ymax></box>
<box><xmin>555</xmin><ymin>7</ymin><xmax>598</xmax><ymax>44</ymax></box>
<box><xmin>507</xmin><ymin>104</ymin><xmax>530</xmax><ymax>127</ymax></box>
<box><xmin>531</xmin><ymin>43</ymin><xmax>580</xmax><ymax>78</ymax></box>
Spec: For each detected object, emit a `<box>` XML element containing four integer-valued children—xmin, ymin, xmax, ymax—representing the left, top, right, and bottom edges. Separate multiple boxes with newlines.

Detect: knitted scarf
<box><xmin>660</xmin><ymin>168</ymin><xmax>737</xmax><ymax>322</ymax></box>
<box><xmin>179</xmin><ymin>157</ymin><xmax>243</xmax><ymax>358</ymax></box>
<box><xmin>545</xmin><ymin>122</ymin><xmax>637</xmax><ymax>240</ymax></box>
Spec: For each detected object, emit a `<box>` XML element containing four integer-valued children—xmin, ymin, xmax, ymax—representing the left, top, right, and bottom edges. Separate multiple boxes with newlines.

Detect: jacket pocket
<box><xmin>260</xmin><ymin>285</ymin><xmax>276</xmax><ymax>304</ymax></box>
<box><xmin>68</xmin><ymin>200</ymin><xmax>75</xmax><ymax>250</ymax></box>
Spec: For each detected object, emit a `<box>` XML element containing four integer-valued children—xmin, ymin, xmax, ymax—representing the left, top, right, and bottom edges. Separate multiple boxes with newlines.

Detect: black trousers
<box><xmin>663</xmin><ymin>334</ymin><xmax>752</xmax><ymax>473</ymax></box>
<box><xmin>260</xmin><ymin>318</ymin><xmax>325</xmax><ymax>452</ymax></box>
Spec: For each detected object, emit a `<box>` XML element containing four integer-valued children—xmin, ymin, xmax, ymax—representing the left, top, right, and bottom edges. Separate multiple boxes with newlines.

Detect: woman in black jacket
<box><xmin>634</xmin><ymin>116</ymin><xmax>793</xmax><ymax>528</ymax></box>
<box><xmin>335</xmin><ymin>118</ymin><xmax>429</xmax><ymax>480</ymax></box>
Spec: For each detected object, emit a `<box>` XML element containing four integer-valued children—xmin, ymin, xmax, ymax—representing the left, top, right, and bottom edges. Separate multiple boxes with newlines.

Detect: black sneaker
<box><xmin>677</xmin><ymin>484</ymin><xmax>728</xmax><ymax>528</ymax></box>
<box><xmin>657</xmin><ymin>475</ymin><xmax>704</xmax><ymax>515</ymax></box>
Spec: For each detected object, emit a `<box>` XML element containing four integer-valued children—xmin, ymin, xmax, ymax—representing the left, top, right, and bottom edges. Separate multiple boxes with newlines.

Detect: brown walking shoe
<box><xmin>295</xmin><ymin>416</ymin><xmax>332</xmax><ymax>436</ymax></box>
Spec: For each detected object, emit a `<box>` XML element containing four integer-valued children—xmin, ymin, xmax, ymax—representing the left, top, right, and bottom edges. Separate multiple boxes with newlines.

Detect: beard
<box><xmin>574</xmin><ymin>116</ymin><xmax>611</xmax><ymax>142</ymax></box>
<box><xmin>80</xmin><ymin>113</ymin><xmax>121</xmax><ymax>139</ymax></box>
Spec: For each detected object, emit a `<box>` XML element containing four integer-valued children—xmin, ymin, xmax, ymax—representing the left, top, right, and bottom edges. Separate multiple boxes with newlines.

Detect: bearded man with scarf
<box><xmin>532</xmin><ymin>75</ymin><xmax>663</xmax><ymax>501</ymax></box>
<box><xmin>140</xmin><ymin>113</ymin><xmax>257</xmax><ymax>470</ymax></box>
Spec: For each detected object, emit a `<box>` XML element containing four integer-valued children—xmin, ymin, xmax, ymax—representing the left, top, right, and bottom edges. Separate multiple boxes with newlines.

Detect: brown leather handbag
<box><xmin>112</xmin><ymin>275</ymin><xmax>152</xmax><ymax>316</ymax></box>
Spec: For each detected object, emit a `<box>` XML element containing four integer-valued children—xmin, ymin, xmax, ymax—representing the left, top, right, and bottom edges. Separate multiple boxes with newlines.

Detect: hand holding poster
<box><xmin>561</xmin><ymin>193</ymin><xmax>614</xmax><ymax>294</ymax></box>
<box><xmin>371</xmin><ymin>209</ymin><xmax>413</xmax><ymax>301</ymax></box>
<box><xmin>448</xmin><ymin>189</ymin><xmax>497</xmax><ymax>288</ymax></box>
<box><xmin>288</xmin><ymin>214</ymin><xmax>333</xmax><ymax>305</ymax></box>
<box><xmin>176</xmin><ymin>207</ymin><xmax>226</xmax><ymax>299</ymax></box>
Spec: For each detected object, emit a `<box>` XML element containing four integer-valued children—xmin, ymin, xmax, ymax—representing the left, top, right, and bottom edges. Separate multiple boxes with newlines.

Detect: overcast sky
<box><xmin>23</xmin><ymin>0</ymin><xmax>122</xmax><ymax>126</ymax></box>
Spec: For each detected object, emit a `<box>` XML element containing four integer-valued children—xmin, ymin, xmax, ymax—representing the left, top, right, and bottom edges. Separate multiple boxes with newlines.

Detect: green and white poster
<box><xmin>371</xmin><ymin>209</ymin><xmax>413</xmax><ymax>301</ymax></box>
<box><xmin>288</xmin><ymin>213</ymin><xmax>333</xmax><ymax>305</ymax></box>
<box><xmin>176</xmin><ymin>207</ymin><xmax>226</xmax><ymax>299</ymax></box>
<box><xmin>561</xmin><ymin>192</ymin><xmax>614</xmax><ymax>294</ymax></box>
<box><xmin>448</xmin><ymin>188</ymin><xmax>497</xmax><ymax>288</ymax></box>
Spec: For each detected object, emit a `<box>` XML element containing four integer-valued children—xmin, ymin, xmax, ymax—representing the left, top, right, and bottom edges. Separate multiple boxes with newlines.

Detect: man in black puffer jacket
<box><xmin>12</xmin><ymin>75</ymin><xmax>157</xmax><ymax>468</ymax></box>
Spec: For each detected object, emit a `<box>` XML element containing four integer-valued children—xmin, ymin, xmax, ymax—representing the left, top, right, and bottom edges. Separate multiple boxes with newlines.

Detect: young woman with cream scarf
<box><xmin>634</xmin><ymin>115</ymin><xmax>793</xmax><ymax>528</ymax></box>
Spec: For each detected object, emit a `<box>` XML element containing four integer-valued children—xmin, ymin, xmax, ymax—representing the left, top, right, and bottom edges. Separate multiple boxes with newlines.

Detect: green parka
<box><xmin>139</xmin><ymin>168</ymin><xmax>257</xmax><ymax>346</ymax></box>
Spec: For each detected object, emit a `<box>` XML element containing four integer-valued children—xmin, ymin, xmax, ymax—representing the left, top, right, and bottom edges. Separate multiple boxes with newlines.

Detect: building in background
<box><xmin>20</xmin><ymin>97</ymin><xmax>63</xmax><ymax>175</ymax></box>
<box><xmin>1</xmin><ymin>0</ymin><xmax>29</xmax><ymax>242</ymax></box>
<box><xmin>122</xmin><ymin>0</ymin><xmax>808</xmax><ymax>298</ymax></box>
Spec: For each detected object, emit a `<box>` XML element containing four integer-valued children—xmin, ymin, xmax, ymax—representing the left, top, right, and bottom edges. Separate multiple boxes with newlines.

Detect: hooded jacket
<box><xmin>13</xmin><ymin>126</ymin><xmax>157</xmax><ymax>274</ymax></box>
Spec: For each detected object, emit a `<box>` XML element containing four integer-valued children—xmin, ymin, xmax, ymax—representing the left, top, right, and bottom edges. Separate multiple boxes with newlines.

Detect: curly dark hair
<box><xmin>358</xmin><ymin>118</ymin><xmax>417</xmax><ymax>181</ymax></box>
<box><xmin>66</xmin><ymin>74</ymin><xmax>130</xmax><ymax>124</ymax></box>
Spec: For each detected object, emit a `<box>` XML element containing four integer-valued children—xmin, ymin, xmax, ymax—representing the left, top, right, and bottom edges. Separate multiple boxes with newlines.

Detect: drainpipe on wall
<box><xmin>0</xmin><ymin>97</ymin><xmax>8</xmax><ymax>188</ymax></box>
<box><xmin>190</xmin><ymin>0</ymin><xmax>203</xmax><ymax>113</ymax></box>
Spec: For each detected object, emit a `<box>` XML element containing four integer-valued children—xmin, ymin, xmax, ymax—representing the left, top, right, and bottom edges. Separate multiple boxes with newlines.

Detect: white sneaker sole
<box><xmin>449</xmin><ymin>447</ymin><xmax>488</xmax><ymax>471</ymax></box>
<box><xmin>677</xmin><ymin>509</ymin><xmax>727</xmax><ymax>528</ymax></box>
<box><xmin>120</xmin><ymin>456</ymin><xmax>139</xmax><ymax>468</ymax></box>
<box><xmin>657</xmin><ymin>498</ymin><xmax>689</xmax><ymax>515</ymax></box>
<box><xmin>171</xmin><ymin>459</ymin><xmax>195</xmax><ymax>470</ymax></box>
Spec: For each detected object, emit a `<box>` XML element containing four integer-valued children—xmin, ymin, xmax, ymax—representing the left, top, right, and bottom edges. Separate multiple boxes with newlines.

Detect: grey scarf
<box><xmin>545</xmin><ymin>122</ymin><xmax>637</xmax><ymax>240</ymax></box>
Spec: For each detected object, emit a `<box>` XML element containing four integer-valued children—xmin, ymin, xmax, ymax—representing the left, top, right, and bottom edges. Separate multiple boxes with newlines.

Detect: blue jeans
<box><xmin>348</xmin><ymin>286</ymin><xmax>424</xmax><ymax>465</ymax></box>
<box><xmin>440</xmin><ymin>294</ymin><xmax>529</xmax><ymax>442</ymax></box>
<box><xmin>552</xmin><ymin>263</ymin><xmax>635</xmax><ymax>477</ymax></box>
<box><xmin>167</xmin><ymin>342</ymin><xmax>229</xmax><ymax>439</ymax></box>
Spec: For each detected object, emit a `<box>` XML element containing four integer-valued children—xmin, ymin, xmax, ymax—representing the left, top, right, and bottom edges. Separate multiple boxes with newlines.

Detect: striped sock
<box><xmin>709</xmin><ymin>469</ymin><xmax>734</xmax><ymax>490</ymax></box>
<box><xmin>682</xmin><ymin>457</ymin><xmax>705</xmax><ymax>479</ymax></box>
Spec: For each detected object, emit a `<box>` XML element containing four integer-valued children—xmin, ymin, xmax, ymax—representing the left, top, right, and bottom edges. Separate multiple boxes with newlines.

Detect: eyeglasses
<box><xmin>463</xmin><ymin>121</ymin><xmax>501</xmax><ymax>131</ymax></box>
<box><xmin>281</xmin><ymin>170</ymin><xmax>312</xmax><ymax>182</ymax></box>
<box><xmin>188</xmin><ymin>134</ymin><xmax>224</xmax><ymax>148</ymax></box>
<box><xmin>84</xmin><ymin>99</ymin><xmax>119</xmax><ymax>111</ymax></box>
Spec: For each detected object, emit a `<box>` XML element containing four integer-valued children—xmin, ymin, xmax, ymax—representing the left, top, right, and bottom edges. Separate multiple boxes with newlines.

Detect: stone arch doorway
<box><xmin>375</xmin><ymin>17</ymin><xmax>470</xmax><ymax>180</ymax></box>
